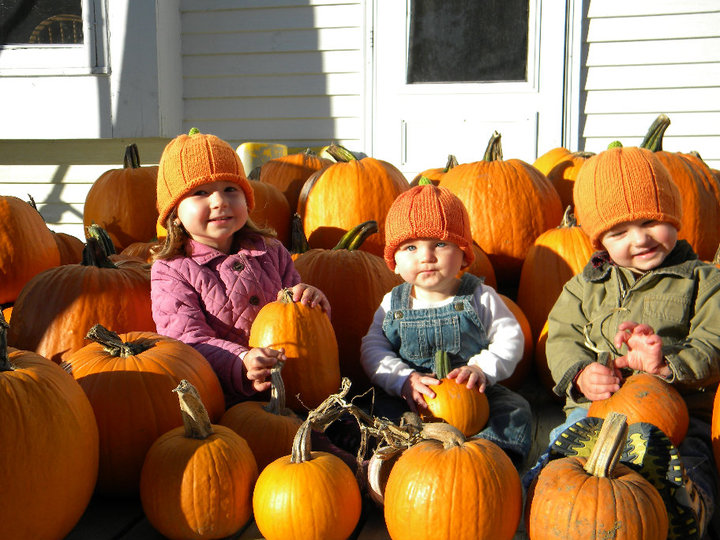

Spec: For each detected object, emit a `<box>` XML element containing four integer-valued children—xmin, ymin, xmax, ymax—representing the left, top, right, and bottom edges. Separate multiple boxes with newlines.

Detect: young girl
<box><xmin>150</xmin><ymin>129</ymin><xmax>330</xmax><ymax>407</ymax></box>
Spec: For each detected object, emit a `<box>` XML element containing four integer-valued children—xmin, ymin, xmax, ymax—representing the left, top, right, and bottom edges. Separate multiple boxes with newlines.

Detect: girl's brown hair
<box><xmin>152</xmin><ymin>209</ymin><xmax>278</xmax><ymax>261</ymax></box>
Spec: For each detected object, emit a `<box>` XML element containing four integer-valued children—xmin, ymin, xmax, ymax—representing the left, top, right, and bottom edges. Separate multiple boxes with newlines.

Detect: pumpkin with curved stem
<box><xmin>0</xmin><ymin>195</ymin><xmax>61</xmax><ymax>304</ymax></box>
<box><xmin>140</xmin><ymin>380</ymin><xmax>257</xmax><ymax>540</ymax></box>
<box><xmin>259</xmin><ymin>148</ymin><xmax>333</xmax><ymax>212</ymax></box>
<box><xmin>526</xmin><ymin>412</ymin><xmax>668</xmax><ymax>540</ymax></box>
<box><xmin>410</xmin><ymin>155</ymin><xmax>459</xmax><ymax>186</ymax></box>
<box><xmin>83</xmin><ymin>143</ymin><xmax>159</xmax><ymax>252</ymax></box>
<box><xmin>64</xmin><ymin>324</ymin><xmax>225</xmax><ymax>496</ymax></box>
<box><xmin>422</xmin><ymin>350</ymin><xmax>489</xmax><ymax>436</ymax></box>
<box><xmin>297</xmin><ymin>143</ymin><xmax>409</xmax><ymax>257</ymax></box>
<box><xmin>439</xmin><ymin>131</ymin><xmax>563</xmax><ymax>287</ymax></box>
<box><xmin>220</xmin><ymin>362</ymin><xmax>302</xmax><ymax>470</ymax></box>
<box><xmin>249</xmin><ymin>288</ymin><xmax>340</xmax><ymax>411</ymax></box>
<box><xmin>588</xmin><ymin>372</ymin><xmax>689</xmax><ymax>446</ymax></box>
<box><xmin>0</xmin><ymin>315</ymin><xmax>99</xmax><ymax>540</ymax></box>
<box><xmin>383</xmin><ymin>422</ymin><xmax>522</xmax><ymax>540</ymax></box>
<box><xmin>252</xmin><ymin>412</ymin><xmax>362</xmax><ymax>540</ymax></box>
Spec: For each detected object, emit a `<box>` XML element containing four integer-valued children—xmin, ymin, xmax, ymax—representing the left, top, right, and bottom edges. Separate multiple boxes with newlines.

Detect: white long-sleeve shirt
<box><xmin>360</xmin><ymin>283</ymin><xmax>524</xmax><ymax>397</ymax></box>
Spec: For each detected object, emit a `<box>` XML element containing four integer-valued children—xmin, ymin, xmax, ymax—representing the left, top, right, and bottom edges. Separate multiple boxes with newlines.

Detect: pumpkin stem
<box><xmin>85</xmin><ymin>324</ymin><xmax>154</xmax><ymax>357</ymax></box>
<box><xmin>333</xmin><ymin>220</ymin><xmax>379</xmax><ymax>251</ymax></box>
<box><xmin>583</xmin><ymin>411</ymin><xmax>628</xmax><ymax>478</ymax></box>
<box><xmin>433</xmin><ymin>350</ymin><xmax>450</xmax><ymax>379</ymax></box>
<box><xmin>262</xmin><ymin>361</ymin><xmax>297</xmax><ymax>417</ymax></box>
<box><xmin>0</xmin><ymin>311</ymin><xmax>12</xmax><ymax>372</ymax></box>
<box><xmin>122</xmin><ymin>143</ymin><xmax>141</xmax><ymax>169</ymax></box>
<box><xmin>82</xmin><ymin>237</ymin><xmax>118</xmax><ymax>269</ymax></box>
<box><xmin>85</xmin><ymin>223</ymin><xmax>117</xmax><ymax>255</ymax></box>
<box><xmin>640</xmin><ymin>114</ymin><xmax>671</xmax><ymax>152</ymax></box>
<box><xmin>420</xmin><ymin>421</ymin><xmax>466</xmax><ymax>449</ymax></box>
<box><xmin>277</xmin><ymin>288</ymin><xmax>296</xmax><ymax>304</ymax></box>
<box><xmin>290</xmin><ymin>213</ymin><xmax>310</xmax><ymax>255</ymax></box>
<box><xmin>444</xmin><ymin>154</ymin><xmax>459</xmax><ymax>172</ymax></box>
<box><xmin>248</xmin><ymin>166</ymin><xmax>261</xmax><ymax>180</ymax></box>
<box><xmin>482</xmin><ymin>131</ymin><xmax>503</xmax><ymax>162</ymax></box>
<box><xmin>325</xmin><ymin>143</ymin><xmax>358</xmax><ymax>163</ymax></box>
<box><xmin>173</xmin><ymin>379</ymin><xmax>214</xmax><ymax>440</ymax></box>
<box><xmin>559</xmin><ymin>205</ymin><xmax>578</xmax><ymax>228</ymax></box>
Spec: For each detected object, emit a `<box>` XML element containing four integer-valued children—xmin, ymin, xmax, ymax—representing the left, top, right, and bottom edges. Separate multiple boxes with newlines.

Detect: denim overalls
<box><xmin>376</xmin><ymin>273</ymin><xmax>532</xmax><ymax>463</ymax></box>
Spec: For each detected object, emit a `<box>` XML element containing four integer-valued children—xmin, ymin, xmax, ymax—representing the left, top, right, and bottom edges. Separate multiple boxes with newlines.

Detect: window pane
<box><xmin>407</xmin><ymin>0</ymin><xmax>529</xmax><ymax>83</ymax></box>
<box><xmin>1</xmin><ymin>0</ymin><xmax>83</xmax><ymax>45</ymax></box>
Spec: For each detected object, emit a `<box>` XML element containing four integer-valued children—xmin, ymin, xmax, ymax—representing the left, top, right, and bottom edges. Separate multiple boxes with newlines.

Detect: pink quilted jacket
<box><xmin>151</xmin><ymin>235</ymin><xmax>300</xmax><ymax>405</ymax></box>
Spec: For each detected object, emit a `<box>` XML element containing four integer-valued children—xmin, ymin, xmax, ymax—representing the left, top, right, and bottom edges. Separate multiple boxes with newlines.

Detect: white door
<box><xmin>369</xmin><ymin>0</ymin><xmax>570</xmax><ymax>180</ymax></box>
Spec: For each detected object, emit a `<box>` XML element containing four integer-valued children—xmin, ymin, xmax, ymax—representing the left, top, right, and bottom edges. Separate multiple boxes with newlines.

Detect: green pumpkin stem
<box><xmin>583</xmin><ymin>411</ymin><xmax>628</xmax><ymax>478</ymax></box>
<box><xmin>333</xmin><ymin>220</ymin><xmax>379</xmax><ymax>251</ymax></box>
<box><xmin>325</xmin><ymin>143</ymin><xmax>357</xmax><ymax>163</ymax></box>
<box><xmin>81</xmin><ymin>237</ymin><xmax>118</xmax><ymax>269</ymax></box>
<box><xmin>483</xmin><ymin>131</ymin><xmax>503</xmax><ymax>162</ymax></box>
<box><xmin>85</xmin><ymin>223</ymin><xmax>117</xmax><ymax>255</ymax></box>
<box><xmin>174</xmin><ymin>379</ymin><xmax>214</xmax><ymax>440</ymax></box>
<box><xmin>640</xmin><ymin>113</ymin><xmax>670</xmax><ymax>152</ymax></box>
<box><xmin>122</xmin><ymin>143</ymin><xmax>141</xmax><ymax>169</ymax></box>
<box><xmin>0</xmin><ymin>312</ymin><xmax>11</xmax><ymax>372</ymax></box>
<box><xmin>85</xmin><ymin>324</ymin><xmax>153</xmax><ymax>357</ymax></box>
<box><xmin>433</xmin><ymin>350</ymin><xmax>451</xmax><ymax>379</ymax></box>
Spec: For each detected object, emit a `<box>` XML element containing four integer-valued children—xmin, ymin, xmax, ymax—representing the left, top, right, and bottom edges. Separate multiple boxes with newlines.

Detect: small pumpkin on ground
<box><xmin>219</xmin><ymin>362</ymin><xmax>302</xmax><ymax>470</ymax></box>
<box><xmin>588</xmin><ymin>372</ymin><xmax>689</xmax><ymax>446</ymax></box>
<box><xmin>140</xmin><ymin>380</ymin><xmax>258</xmax><ymax>540</ymax></box>
<box><xmin>249</xmin><ymin>287</ymin><xmax>340</xmax><ymax>411</ymax></box>
<box><xmin>526</xmin><ymin>412</ymin><xmax>668</xmax><ymax>540</ymax></box>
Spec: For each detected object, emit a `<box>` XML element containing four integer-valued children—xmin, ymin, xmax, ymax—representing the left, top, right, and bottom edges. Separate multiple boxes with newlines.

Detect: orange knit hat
<box><xmin>573</xmin><ymin>146</ymin><xmax>682</xmax><ymax>250</ymax></box>
<box><xmin>384</xmin><ymin>183</ymin><xmax>474</xmax><ymax>271</ymax></box>
<box><xmin>156</xmin><ymin>129</ymin><xmax>255</xmax><ymax>227</ymax></box>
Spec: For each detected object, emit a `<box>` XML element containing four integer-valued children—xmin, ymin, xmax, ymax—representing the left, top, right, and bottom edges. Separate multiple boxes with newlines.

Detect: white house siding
<box><xmin>581</xmin><ymin>0</ymin><xmax>720</xmax><ymax>168</ymax></box>
<box><xmin>180</xmin><ymin>0</ymin><xmax>367</xmax><ymax>153</ymax></box>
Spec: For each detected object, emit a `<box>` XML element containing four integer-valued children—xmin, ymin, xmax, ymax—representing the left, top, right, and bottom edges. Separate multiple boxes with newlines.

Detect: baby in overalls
<box><xmin>360</xmin><ymin>182</ymin><xmax>532</xmax><ymax>464</ymax></box>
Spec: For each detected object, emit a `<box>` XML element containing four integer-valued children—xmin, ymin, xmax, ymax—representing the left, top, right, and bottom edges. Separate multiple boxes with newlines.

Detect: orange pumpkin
<box><xmin>545</xmin><ymin>151</ymin><xmax>595</xmax><ymax>209</ymax></box>
<box><xmin>140</xmin><ymin>380</ymin><xmax>257</xmax><ymax>540</ymax></box>
<box><xmin>297</xmin><ymin>143</ymin><xmax>409</xmax><ymax>257</ymax></box>
<box><xmin>249</xmin><ymin>179</ymin><xmax>291</xmax><ymax>247</ymax></box>
<box><xmin>83</xmin><ymin>143</ymin><xmax>159</xmax><ymax>252</ymax></box>
<box><xmin>64</xmin><ymin>325</ymin><xmax>225</xmax><ymax>496</ymax></box>
<box><xmin>533</xmin><ymin>146</ymin><xmax>573</xmax><ymax>176</ymax></box>
<box><xmin>498</xmin><ymin>294</ymin><xmax>534</xmax><ymax>390</ymax></box>
<box><xmin>588</xmin><ymin>372</ymin><xmax>689</xmax><ymax>446</ymax></box>
<box><xmin>259</xmin><ymin>148</ymin><xmax>333</xmax><ymax>212</ymax></box>
<box><xmin>249</xmin><ymin>288</ymin><xmax>341</xmax><ymax>411</ymax></box>
<box><xmin>0</xmin><ymin>316</ymin><xmax>99</xmax><ymax>540</ymax></box>
<box><xmin>410</xmin><ymin>155</ymin><xmax>459</xmax><ymax>186</ymax></box>
<box><xmin>459</xmin><ymin>243</ymin><xmax>497</xmax><ymax>289</ymax></box>
<box><xmin>439</xmin><ymin>131</ymin><xmax>563</xmax><ymax>288</ymax></box>
<box><xmin>52</xmin><ymin>231</ymin><xmax>85</xmax><ymax>264</ymax></box>
<box><xmin>0</xmin><ymin>195</ymin><xmax>61</xmax><ymax>304</ymax></box>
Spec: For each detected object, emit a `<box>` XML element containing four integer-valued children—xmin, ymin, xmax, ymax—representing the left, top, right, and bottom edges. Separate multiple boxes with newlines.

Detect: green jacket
<box><xmin>547</xmin><ymin>240</ymin><xmax>720</xmax><ymax>422</ymax></box>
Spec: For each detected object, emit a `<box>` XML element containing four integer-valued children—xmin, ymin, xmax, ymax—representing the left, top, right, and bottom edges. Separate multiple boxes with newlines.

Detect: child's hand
<box><xmin>447</xmin><ymin>365</ymin><xmax>487</xmax><ymax>392</ymax></box>
<box><xmin>575</xmin><ymin>361</ymin><xmax>621</xmax><ymax>401</ymax></box>
<box><xmin>243</xmin><ymin>347</ymin><xmax>286</xmax><ymax>392</ymax></box>
<box><xmin>285</xmin><ymin>283</ymin><xmax>331</xmax><ymax>316</ymax></box>
<box><xmin>613</xmin><ymin>322</ymin><xmax>671</xmax><ymax>377</ymax></box>
<box><xmin>400</xmin><ymin>371</ymin><xmax>440</xmax><ymax>413</ymax></box>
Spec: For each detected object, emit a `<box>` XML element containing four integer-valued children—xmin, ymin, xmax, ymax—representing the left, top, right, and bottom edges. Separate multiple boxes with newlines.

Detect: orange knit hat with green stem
<box><xmin>156</xmin><ymin>128</ymin><xmax>255</xmax><ymax>227</ymax></box>
<box><xmin>573</xmin><ymin>144</ymin><xmax>682</xmax><ymax>250</ymax></box>
<box><xmin>384</xmin><ymin>178</ymin><xmax>475</xmax><ymax>271</ymax></box>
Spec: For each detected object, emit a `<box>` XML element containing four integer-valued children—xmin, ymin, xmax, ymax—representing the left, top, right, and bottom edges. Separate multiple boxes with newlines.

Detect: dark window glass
<box><xmin>1</xmin><ymin>0</ymin><xmax>83</xmax><ymax>45</ymax></box>
<box><xmin>407</xmin><ymin>0</ymin><xmax>529</xmax><ymax>83</ymax></box>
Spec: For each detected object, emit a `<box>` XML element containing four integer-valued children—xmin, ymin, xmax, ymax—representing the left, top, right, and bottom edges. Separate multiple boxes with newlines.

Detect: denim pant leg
<box><xmin>472</xmin><ymin>384</ymin><xmax>533</xmax><ymax>463</ymax></box>
<box><xmin>678</xmin><ymin>417</ymin><xmax>717</xmax><ymax>533</ymax></box>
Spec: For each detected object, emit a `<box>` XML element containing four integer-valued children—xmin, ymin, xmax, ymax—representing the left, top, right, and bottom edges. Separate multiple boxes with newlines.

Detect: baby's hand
<box><xmin>284</xmin><ymin>283</ymin><xmax>331</xmax><ymax>316</ymax></box>
<box><xmin>401</xmin><ymin>371</ymin><xmax>440</xmax><ymax>413</ymax></box>
<box><xmin>447</xmin><ymin>365</ymin><xmax>487</xmax><ymax>392</ymax></box>
<box><xmin>243</xmin><ymin>347</ymin><xmax>286</xmax><ymax>392</ymax></box>
<box><xmin>613</xmin><ymin>322</ymin><xmax>670</xmax><ymax>377</ymax></box>
<box><xmin>575</xmin><ymin>361</ymin><xmax>621</xmax><ymax>401</ymax></box>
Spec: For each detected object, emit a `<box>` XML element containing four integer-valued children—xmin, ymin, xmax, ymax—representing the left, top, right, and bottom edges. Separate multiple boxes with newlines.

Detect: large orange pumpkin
<box><xmin>7</xmin><ymin>236</ymin><xmax>155</xmax><ymax>364</ymax></box>
<box><xmin>588</xmin><ymin>372</ymin><xmax>689</xmax><ymax>446</ymax></box>
<box><xmin>259</xmin><ymin>148</ymin><xmax>333</xmax><ymax>212</ymax></box>
<box><xmin>297</xmin><ymin>143</ymin><xmax>409</xmax><ymax>257</ymax></box>
<box><xmin>439</xmin><ymin>131</ymin><xmax>563</xmax><ymax>288</ymax></box>
<box><xmin>0</xmin><ymin>317</ymin><xmax>99</xmax><ymax>540</ymax></box>
<box><xmin>0</xmin><ymin>195</ymin><xmax>61</xmax><ymax>304</ymax></box>
<box><xmin>249</xmin><ymin>288</ymin><xmax>341</xmax><ymax>411</ymax></box>
<box><xmin>83</xmin><ymin>143</ymin><xmax>159</xmax><ymax>252</ymax></box>
<box><xmin>140</xmin><ymin>380</ymin><xmax>257</xmax><ymax>540</ymax></box>
<box><xmin>383</xmin><ymin>422</ymin><xmax>522</xmax><ymax>540</ymax></box>
<box><xmin>64</xmin><ymin>324</ymin><xmax>225</xmax><ymax>495</ymax></box>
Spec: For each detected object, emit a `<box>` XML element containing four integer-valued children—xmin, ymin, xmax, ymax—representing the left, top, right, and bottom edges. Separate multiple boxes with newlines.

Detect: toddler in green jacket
<box><xmin>527</xmin><ymin>145</ymin><xmax>720</xmax><ymax>539</ymax></box>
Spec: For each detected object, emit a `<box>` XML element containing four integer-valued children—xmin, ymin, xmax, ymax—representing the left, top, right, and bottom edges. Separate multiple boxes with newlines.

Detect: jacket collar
<box><xmin>582</xmin><ymin>239</ymin><xmax>699</xmax><ymax>282</ymax></box>
<box><xmin>186</xmin><ymin>234</ymin><xmax>270</xmax><ymax>265</ymax></box>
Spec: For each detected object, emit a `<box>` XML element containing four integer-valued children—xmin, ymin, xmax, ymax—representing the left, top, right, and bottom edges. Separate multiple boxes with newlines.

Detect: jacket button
<box><xmin>233</xmin><ymin>262</ymin><xmax>244</xmax><ymax>272</ymax></box>
<box><xmin>249</xmin><ymin>296</ymin><xmax>260</xmax><ymax>305</ymax></box>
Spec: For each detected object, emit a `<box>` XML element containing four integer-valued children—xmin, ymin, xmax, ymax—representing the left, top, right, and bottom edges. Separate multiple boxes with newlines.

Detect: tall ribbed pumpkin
<box><xmin>249</xmin><ymin>288</ymin><xmax>340</xmax><ymax>411</ymax></box>
<box><xmin>297</xmin><ymin>143</ymin><xmax>409</xmax><ymax>257</ymax></box>
<box><xmin>64</xmin><ymin>325</ymin><xmax>225</xmax><ymax>496</ymax></box>
<box><xmin>0</xmin><ymin>317</ymin><xmax>99</xmax><ymax>540</ymax></box>
<box><xmin>439</xmin><ymin>131</ymin><xmax>563</xmax><ymax>287</ymax></box>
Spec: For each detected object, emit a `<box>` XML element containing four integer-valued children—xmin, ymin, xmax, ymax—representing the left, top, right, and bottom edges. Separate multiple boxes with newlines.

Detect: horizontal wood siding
<box><xmin>582</xmin><ymin>1</ymin><xmax>720</xmax><ymax>168</ymax></box>
<box><xmin>180</xmin><ymin>0</ymin><xmax>365</xmax><ymax>152</ymax></box>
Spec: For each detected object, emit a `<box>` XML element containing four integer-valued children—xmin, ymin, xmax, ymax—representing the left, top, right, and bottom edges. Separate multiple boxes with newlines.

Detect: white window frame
<box><xmin>0</xmin><ymin>0</ymin><xmax>108</xmax><ymax>76</ymax></box>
